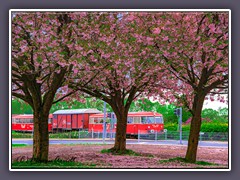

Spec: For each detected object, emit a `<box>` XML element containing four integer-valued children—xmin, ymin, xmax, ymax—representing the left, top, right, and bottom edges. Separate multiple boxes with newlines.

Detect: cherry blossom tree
<box><xmin>66</xmin><ymin>12</ymin><xmax>170</xmax><ymax>153</ymax></box>
<box><xmin>11</xmin><ymin>12</ymin><xmax>88</xmax><ymax>162</ymax></box>
<box><xmin>139</xmin><ymin>12</ymin><xmax>229</xmax><ymax>162</ymax></box>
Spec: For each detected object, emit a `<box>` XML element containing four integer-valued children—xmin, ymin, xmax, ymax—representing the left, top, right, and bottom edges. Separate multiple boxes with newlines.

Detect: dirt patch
<box><xmin>12</xmin><ymin>144</ymin><xmax>228</xmax><ymax>169</ymax></box>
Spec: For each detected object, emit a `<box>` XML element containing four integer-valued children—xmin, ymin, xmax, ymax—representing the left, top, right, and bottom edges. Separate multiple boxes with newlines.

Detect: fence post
<box><xmin>92</xmin><ymin>128</ymin><xmax>94</xmax><ymax>139</ymax></box>
<box><xmin>155</xmin><ymin>131</ymin><xmax>157</xmax><ymax>142</ymax></box>
<box><xmin>199</xmin><ymin>132</ymin><xmax>204</xmax><ymax>142</ymax></box>
<box><xmin>110</xmin><ymin>132</ymin><xmax>113</xmax><ymax>140</ymax></box>
<box><xmin>165</xmin><ymin>131</ymin><xmax>167</xmax><ymax>140</ymax></box>
<box><xmin>138</xmin><ymin>130</ymin><xmax>140</xmax><ymax>143</ymax></box>
<box><xmin>78</xmin><ymin>129</ymin><xmax>80</xmax><ymax>139</ymax></box>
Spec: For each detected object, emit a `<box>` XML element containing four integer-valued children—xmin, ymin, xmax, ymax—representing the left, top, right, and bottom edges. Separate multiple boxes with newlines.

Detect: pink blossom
<box><xmin>153</xmin><ymin>27</ymin><xmax>161</xmax><ymax>34</ymax></box>
<box><xmin>163</xmin><ymin>36</ymin><xmax>168</xmax><ymax>41</ymax></box>
<box><xmin>73</xmin><ymin>69</ymin><xmax>78</xmax><ymax>74</ymax></box>
<box><xmin>209</xmin><ymin>24</ymin><xmax>216</xmax><ymax>32</ymax></box>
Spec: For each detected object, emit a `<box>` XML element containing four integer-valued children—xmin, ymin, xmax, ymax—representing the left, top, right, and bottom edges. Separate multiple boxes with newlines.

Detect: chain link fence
<box><xmin>12</xmin><ymin>129</ymin><xmax>228</xmax><ymax>142</ymax></box>
<box><xmin>137</xmin><ymin>130</ymin><xmax>228</xmax><ymax>142</ymax></box>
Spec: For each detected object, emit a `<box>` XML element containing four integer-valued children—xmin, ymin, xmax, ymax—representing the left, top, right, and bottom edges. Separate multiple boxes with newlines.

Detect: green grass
<box><xmin>12</xmin><ymin>131</ymin><xmax>32</xmax><ymax>138</ymax></box>
<box><xmin>195</xmin><ymin>160</ymin><xmax>218</xmax><ymax>166</ymax></box>
<box><xmin>159</xmin><ymin>157</ymin><xmax>219</xmax><ymax>166</ymax></box>
<box><xmin>12</xmin><ymin>159</ymin><xmax>96</xmax><ymax>169</ymax></box>
<box><xmin>12</xmin><ymin>144</ymin><xmax>28</xmax><ymax>148</ymax></box>
<box><xmin>49</xmin><ymin>131</ymin><xmax>89</xmax><ymax>139</ymax></box>
<box><xmin>12</xmin><ymin>131</ymin><xmax>90</xmax><ymax>139</ymax></box>
<box><xmin>101</xmin><ymin>148</ymin><xmax>142</xmax><ymax>156</ymax></box>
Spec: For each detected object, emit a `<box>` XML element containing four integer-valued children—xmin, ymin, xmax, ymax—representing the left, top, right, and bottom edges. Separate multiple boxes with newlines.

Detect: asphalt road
<box><xmin>12</xmin><ymin>139</ymin><xmax>228</xmax><ymax>148</ymax></box>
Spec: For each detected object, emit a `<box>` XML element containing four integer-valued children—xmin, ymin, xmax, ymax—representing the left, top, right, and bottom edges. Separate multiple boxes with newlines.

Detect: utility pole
<box><xmin>103</xmin><ymin>101</ymin><xmax>106</xmax><ymax>143</ymax></box>
<box><xmin>179</xmin><ymin>107</ymin><xmax>182</xmax><ymax>145</ymax></box>
<box><xmin>174</xmin><ymin>107</ymin><xmax>183</xmax><ymax>144</ymax></box>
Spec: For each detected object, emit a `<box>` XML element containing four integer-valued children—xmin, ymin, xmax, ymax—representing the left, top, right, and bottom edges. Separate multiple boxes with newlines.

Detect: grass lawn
<box><xmin>12</xmin><ymin>160</ymin><xmax>96</xmax><ymax>169</ymax></box>
<box><xmin>11</xmin><ymin>144</ymin><xmax>228</xmax><ymax>169</ymax></box>
<box><xmin>12</xmin><ymin>144</ymin><xmax>28</xmax><ymax>148</ymax></box>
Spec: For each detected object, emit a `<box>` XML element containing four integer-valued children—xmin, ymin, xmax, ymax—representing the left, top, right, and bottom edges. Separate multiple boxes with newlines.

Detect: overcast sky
<box><xmin>203</xmin><ymin>100</ymin><xmax>228</xmax><ymax>110</ymax></box>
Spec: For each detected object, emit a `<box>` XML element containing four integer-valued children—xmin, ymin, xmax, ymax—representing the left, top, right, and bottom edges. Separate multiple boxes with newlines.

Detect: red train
<box><xmin>12</xmin><ymin>114</ymin><xmax>53</xmax><ymax>132</ymax></box>
<box><xmin>12</xmin><ymin>109</ymin><xmax>164</xmax><ymax>135</ymax></box>
<box><xmin>89</xmin><ymin>112</ymin><xmax>164</xmax><ymax>135</ymax></box>
<box><xmin>52</xmin><ymin>109</ymin><xmax>102</xmax><ymax>130</ymax></box>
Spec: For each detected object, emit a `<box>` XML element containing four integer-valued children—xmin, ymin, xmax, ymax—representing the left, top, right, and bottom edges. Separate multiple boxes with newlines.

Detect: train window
<box><xmin>127</xmin><ymin>117</ymin><xmax>133</xmax><ymax>124</ymax></box>
<box><xmin>155</xmin><ymin>117</ymin><xmax>163</xmax><ymax>124</ymax></box>
<box><xmin>27</xmin><ymin>119</ymin><xmax>32</xmax><ymax>123</ymax></box>
<box><xmin>89</xmin><ymin>118</ymin><xmax>94</xmax><ymax>124</ymax></box>
<box><xmin>141</xmin><ymin>117</ymin><xmax>147</xmax><ymax>124</ymax></box>
<box><xmin>94</xmin><ymin>118</ymin><xmax>99</xmax><ymax>124</ymax></box>
<box><xmin>141</xmin><ymin>117</ymin><xmax>155</xmax><ymax>124</ymax></box>
<box><xmin>133</xmin><ymin>117</ymin><xmax>141</xmax><ymax>123</ymax></box>
<box><xmin>148</xmin><ymin>117</ymin><xmax>155</xmax><ymax>123</ymax></box>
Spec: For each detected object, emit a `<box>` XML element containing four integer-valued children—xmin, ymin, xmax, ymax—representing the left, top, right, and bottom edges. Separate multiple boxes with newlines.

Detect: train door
<box><xmin>66</xmin><ymin>114</ymin><xmax>72</xmax><ymax>130</ymax></box>
<box><xmin>52</xmin><ymin>114</ymin><xmax>57</xmax><ymax>129</ymax></box>
<box><xmin>58</xmin><ymin>115</ymin><xmax>66</xmax><ymax>129</ymax></box>
<box><xmin>77</xmin><ymin>114</ymin><xmax>83</xmax><ymax>129</ymax></box>
<box><xmin>72</xmin><ymin>114</ymin><xmax>78</xmax><ymax>129</ymax></box>
<box><xmin>83</xmin><ymin>114</ymin><xmax>89</xmax><ymax>129</ymax></box>
<box><xmin>133</xmin><ymin>116</ymin><xmax>141</xmax><ymax>135</ymax></box>
<box><xmin>126</xmin><ymin>116</ymin><xmax>134</xmax><ymax>134</ymax></box>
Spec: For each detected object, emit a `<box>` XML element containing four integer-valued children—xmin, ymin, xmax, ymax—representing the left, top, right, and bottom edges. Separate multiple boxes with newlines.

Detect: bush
<box><xmin>49</xmin><ymin>131</ymin><xmax>89</xmax><ymax>139</ymax></box>
<box><xmin>12</xmin><ymin>131</ymin><xmax>32</xmax><ymax>138</ymax></box>
<box><xmin>200</xmin><ymin>123</ymin><xmax>228</xmax><ymax>132</ymax></box>
<box><xmin>164</xmin><ymin>123</ymin><xmax>190</xmax><ymax>132</ymax></box>
<box><xmin>164</xmin><ymin>122</ymin><xmax>228</xmax><ymax>132</ymax></box>
<box><xmin>164</xmin><ymin>123</ymin><xmax>178</xmax><ymax>131</ymax></box>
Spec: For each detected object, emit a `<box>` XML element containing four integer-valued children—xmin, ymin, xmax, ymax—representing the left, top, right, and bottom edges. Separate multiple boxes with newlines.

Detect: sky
<box><xmin>203</xmin><ymin>100</ymin><xmax>228</xmax><ymax>110</ymax></box>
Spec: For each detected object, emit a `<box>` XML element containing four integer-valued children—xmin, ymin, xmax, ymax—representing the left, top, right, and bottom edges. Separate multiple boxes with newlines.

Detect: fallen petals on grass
<box><xmin>12</xmin><ymin>144</ymin><xmax>228</xmax><ymax>169</ymax></box>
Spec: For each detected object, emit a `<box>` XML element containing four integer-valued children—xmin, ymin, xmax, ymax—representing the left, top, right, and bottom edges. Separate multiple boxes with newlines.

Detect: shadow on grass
<box><xmin>101</xmin><ymin>148</ymin><xmax>154</xmax><ymax>158</ymax></box>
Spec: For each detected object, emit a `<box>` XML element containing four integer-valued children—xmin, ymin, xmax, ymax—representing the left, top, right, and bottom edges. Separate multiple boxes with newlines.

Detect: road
<box><xmin>12</xmin><ymin>139</ymin><xmax>228</xmax><ymax>148</ymax></box>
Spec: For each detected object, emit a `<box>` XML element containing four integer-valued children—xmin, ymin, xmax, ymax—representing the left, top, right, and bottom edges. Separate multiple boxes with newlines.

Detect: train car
<box><xmin>52</xmin><ymin>109</ymin><xmax>102</xmax><ymax>130</ymax></box>
<box><xmin>89</xmin><ymin>112</ymin><xmax>164</xmax><ymax>135</ymax></box>
<box><xmin>12</xmin><ymin>114</ymin><xmax>53</xmax><ymax>132</ymax></box>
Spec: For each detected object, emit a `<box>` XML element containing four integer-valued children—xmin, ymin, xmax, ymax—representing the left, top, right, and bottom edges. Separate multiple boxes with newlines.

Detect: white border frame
<box><xmin>9</xmin><ymin>9</ymin><xmax>231</xmax><ymax>172</ymax></box>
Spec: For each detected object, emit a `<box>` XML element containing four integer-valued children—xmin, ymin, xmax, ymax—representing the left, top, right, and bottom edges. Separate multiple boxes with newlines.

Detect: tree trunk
<box><xmin>32</xmin><ymin>109</ymin><xmax>49</xmax><ymax>162</ymax></box>
<box><xmin>185</xmin><ymin>94</ymin><xmax>205</xmax><ymax>163</ymax></box>
<box><xmin>111</xmin><ymin>112</ymin><xmax>128</xmax><ymax>153</ymax></box>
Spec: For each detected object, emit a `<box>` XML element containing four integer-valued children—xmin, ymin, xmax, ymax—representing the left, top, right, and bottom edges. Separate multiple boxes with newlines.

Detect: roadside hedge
<box><xmin>164</xmin><ymin>122</ymin><xmax>228</xmax><ymax>132</ymax></box>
